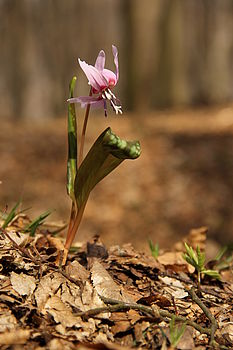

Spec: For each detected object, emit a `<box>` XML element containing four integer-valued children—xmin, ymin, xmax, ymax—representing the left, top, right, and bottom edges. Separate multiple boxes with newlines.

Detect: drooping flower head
<box><xmin>68</xmin><ymin>45</ymin><xmax>122</xmax><ymax>116</ymax></box>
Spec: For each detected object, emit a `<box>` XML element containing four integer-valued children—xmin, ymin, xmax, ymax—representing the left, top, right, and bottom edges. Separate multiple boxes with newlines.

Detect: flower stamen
<box><xmin>101</xmin><ymin>88</ymin><xmax>122</xmax><ymax>115</ymax></box>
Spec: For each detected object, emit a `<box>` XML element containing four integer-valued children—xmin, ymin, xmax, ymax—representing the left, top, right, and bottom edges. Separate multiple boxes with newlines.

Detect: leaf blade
<box><xmin>74</xmin><ymin>127</ymin><xmax>141</xmax><ymax>210</ymax></box>
<box><xmin>67</xmin><ymin>76</ymin><xmax>78</xmax><ymax>201</ymax></box>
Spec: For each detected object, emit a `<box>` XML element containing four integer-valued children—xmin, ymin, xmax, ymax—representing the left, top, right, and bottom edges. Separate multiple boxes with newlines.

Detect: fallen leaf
<box><xmin>0</xmin><ymin>311</ymin><xmax>17</xmax><ymax>332</ymax></box>
<box><xmin>44</xmin><ymin>295</ymin><xmax>85</xmax><ymax>328</ymax></box>
<box><xmin>35</xmin><ymin>272</ymin><xmax>65</xmax><ymax>310</ymax></box>
<box><xmin>10</xmin><ymin>272</ymin><xmax>36</xmax><ymax>296</ymax></box>
<box><xmin>159</xmin><ymin>276</ymin><xmax>188</xmax><ymax>299</ymax></box>
<box><xmin>158</xmin><ymin>251</ymin><xmax>195</xmax><ymax>273</ymax></box>
<box><xmin>0</xmin><ymin>329</ymin><xmax>30</xmax><ymax>345</ymax></box>
<box><xmin>91</xmin><ymin>260</ymin><xmax>133</xmax><ymax>303</ymax></box>
<box><xmin>66</xmin><ymin>260</ymin><xmax>90</xmax><ymax>282</ymax></box>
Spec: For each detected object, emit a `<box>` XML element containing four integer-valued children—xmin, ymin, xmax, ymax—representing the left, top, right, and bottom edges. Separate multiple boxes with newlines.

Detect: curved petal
<box><xmin>78</xmin><ymin>59</ymin><xmax>107</xmax><ymax>91</ymax></box>
<box><xmin>102</xmin><ymin>69</ymin><xmax>117</xmax><ymax>87</ymax></box>
<box><xmin>112</xmin><ymin>45</ymin><xmax>119</xmax><ymax>81</ymax></box>
<box><xmin>95</xmin><ymin>50</ymin><xmax>105</xmax><ymax>71</ymax></box>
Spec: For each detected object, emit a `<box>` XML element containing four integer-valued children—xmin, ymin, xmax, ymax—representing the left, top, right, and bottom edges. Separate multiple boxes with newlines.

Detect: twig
<box><xmin>75</xmin><ymin>296</ymin><xmax>212</xmax><ymax>335</ymax></box>
<box><xmin>0</xmin><ymin>227</ymin><xmax>42</xmax><ymax>276</ymax></box>
<box><xmin>189</xmin><ymin>287</ymin><xmax>218</xmax><ymax>345</ymax></box>
<box><xmin>159</xmin><ymin>270</ymin><xmax>225</xmax><ymax>299</ymax></box>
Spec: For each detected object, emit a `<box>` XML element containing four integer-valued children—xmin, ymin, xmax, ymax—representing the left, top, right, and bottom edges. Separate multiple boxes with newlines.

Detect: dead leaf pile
<box><xmin>0</xmin><ymin>221</ymin><xmax>232</xmax><ymax>349</ymax></box>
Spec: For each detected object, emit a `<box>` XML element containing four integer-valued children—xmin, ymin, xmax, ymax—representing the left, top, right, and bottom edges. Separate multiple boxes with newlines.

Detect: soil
<box><xmin>0</xmin><ymin>105</ymin><xmax>233</xmax><ymax>256</ymax></box>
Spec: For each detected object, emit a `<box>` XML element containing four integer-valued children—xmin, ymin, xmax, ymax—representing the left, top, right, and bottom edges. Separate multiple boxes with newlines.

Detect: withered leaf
<box><xmin>138</xmin><ymin>293</ymin><xmax>171</xmax><ymax>307</ymax></box>
<box><xmin>10</xmin><ymin>272</ymin><xmax>36</xmax><ymax>296</ymax></box>
<box><xmin>0</xmin><ymin>329</ymin><xmax>30</xmax><ymax>345</ymax></box>
<box><xmin>91</xmin><ymin>260</ymin><xmax>133</xmax><ymax>303</ymax></box>
<box><xmin>44</xmin><ymin>295</ymin><xmax>85</xmax><ymax>329</ymax></box>
<box><xmin>159</xmin><ymin>276</ymin><xmax>188</xmax><ymax>299</ymax></box>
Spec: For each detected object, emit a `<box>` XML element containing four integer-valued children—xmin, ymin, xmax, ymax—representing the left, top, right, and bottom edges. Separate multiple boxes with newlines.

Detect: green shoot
<box><xmin>183</xmin><ymin>243</ymin><xmax>220</xmax><ymax>288</ymax></box>
<box><xmin>169</xmin><ymin>316</ymin><xmax>186</xmax><ymax>348</ymax></box>
<box><xmin>148</xmin><ymin>239</ymin><xmax>159</xmax><ymax>259</ymax></box>
<box><xmin>1</xmin><ymin>201</ymin><xmax>21</xmax><ymax>229</ymax></box>
<box><xmin>214</xmin><ymin>244</ymin><xmax>233</xmax><ymax>270</ymax></box>
<box><xmin>23</xmin><ymin>210</ymin><xmax>51</xmax><ymax>237</ymax></box>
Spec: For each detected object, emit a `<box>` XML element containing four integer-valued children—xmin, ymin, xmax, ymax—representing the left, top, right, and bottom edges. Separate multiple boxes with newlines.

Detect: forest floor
<box><xmin>0</xmin><ymin>105</ymin><xmax>232</xmax><ymax>348</ymax></box>
<box><xmin>0</xmin><ymin>216</ymin><xmax>232</xmax><ymax>349</ymax></box>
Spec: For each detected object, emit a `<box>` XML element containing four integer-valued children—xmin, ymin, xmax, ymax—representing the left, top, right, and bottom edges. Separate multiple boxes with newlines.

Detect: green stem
<box><xmin>78</xmin><ymin>88</ymin><xmax>92</xmax><ymax>168</ymax></box>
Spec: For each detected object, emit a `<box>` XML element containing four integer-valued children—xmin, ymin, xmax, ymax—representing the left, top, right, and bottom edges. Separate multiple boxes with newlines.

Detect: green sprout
<box><xmin>169</xmin><ymin>316</ymin><xmax>186</xmax><ymax>348</ymax></box>
<box><xmin>148</xmin><ymin>239</ymin><xmax>159</xmax><ymax>259</ymax></box>
<box><xmin>1</xmin><ymin>201</ymin><xmax>21</xmax><ymax>229</ymax></box>
<box><xmin>23</xmin><ymin>210</ymin><xmax>51</xmax><ymax>237</ymax></box>
<box><xmin>183</xmin><ymin>243</ymin><xmax>220</xmax><ymax>289</ymax></box>
<box><xmin>214</xmin><ymin>244</ymin><xmax>233</xmax><ymax>271</ymax></box>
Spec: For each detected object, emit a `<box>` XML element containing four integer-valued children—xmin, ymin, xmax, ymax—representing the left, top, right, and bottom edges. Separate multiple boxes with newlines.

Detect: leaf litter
<box><xmin>0</xmin><ymin>216</ymin><xmax>232</xmax><ymax>349</ymax></box>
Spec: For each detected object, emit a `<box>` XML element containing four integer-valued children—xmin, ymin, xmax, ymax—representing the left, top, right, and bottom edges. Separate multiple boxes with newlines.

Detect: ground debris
<box><xmin>0</xmin><ymin>226</ymin><xmax>232</xmax><ymax>349</ymax></box>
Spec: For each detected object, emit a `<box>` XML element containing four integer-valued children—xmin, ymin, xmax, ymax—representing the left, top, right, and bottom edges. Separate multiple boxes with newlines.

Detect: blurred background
<box><xmin>0</xmin><ymin>0</ymin><xmax>233</xmax><ymax>252</ymax></box>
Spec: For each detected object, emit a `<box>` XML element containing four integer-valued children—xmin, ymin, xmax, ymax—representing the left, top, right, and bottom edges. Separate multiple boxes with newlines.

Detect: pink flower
<box><xmin>68</xmin><ymin>45</ymin><xmax>122</xmax><ymax>116</ymax></box>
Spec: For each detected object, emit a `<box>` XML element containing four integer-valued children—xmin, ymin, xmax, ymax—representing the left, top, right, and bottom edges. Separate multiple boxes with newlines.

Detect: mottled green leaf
<box><xmin>74</xmin><ymin>127</ymin><xmax>141</xmax><ymax>210</ymax></box>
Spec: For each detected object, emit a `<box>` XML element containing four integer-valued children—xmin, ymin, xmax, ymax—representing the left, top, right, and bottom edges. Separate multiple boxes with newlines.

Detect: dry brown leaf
<box><xmin>0</xmin><ymin>329</ymin><xmax>30</xmax><ymax>345</ymax></box>
<box><xmin>158</xmin><ymin>251</ymin><xmax>195</xmax><ymax>273</ymax></box>
<box><xmin>176</xmin><ymin>326</ymin><xmax>194</xmax><ymax>349</ymax></box>
<box><xmin>134</xmin><ymin>321</ymin><xmax>150</xmax><ymax>345</ymax></box>
<box><xmin>0</xmin><ymin>311</ymin><xmax>17</xmax><ymax>332</ymax></box>
<box><xmin>47</xmin><ymin>338</ymin><xmax>76</xmax><ymax>350</ymax></box>
<box><xmin>220</xmin><ymin>323</ymin><xmax>233</xmax><ymax>343</ymax></box>
<box><xmin>127</xmin><ymin>309</ymin><xmax>141</xmax><ymax>325</ymax></box>
<box><xmin>91</xmin><ymin>260</ymin><xmax>133</xmax><ymax>303</ymax></box>
<box><xmin>81</xmin><ymin>280</ymin><xmax>106</xmax><ymax>313</ymax></box>
<box><xmin>111</xmin><ymin>319</ymin><xmax>131</xmax><ymax>335</ymax></box>
<box><xmin>4</xmin><ymin>230</ymin><xmax>26</xmax><ymax>246</ymax></box>
<box><xmin>138</xmin><ymin>293</ymin><xmax>171</xmax><ymax>307</ymax></box>
<box><xmin>10</xmin><ymin>272</ymin><xmax>36</xmax><ymax>296</ymax></box>
<box><xmin>66</xmin><ymin>260</ymin><xmax>90</xmax><ymax>282</ymax></box>
<box><xmin>35</xmin><ymin>272</ymin><xmax>65</xmax><ymax>310</ymax></box>
<box><xmin>159</xmin><ymin>276</ymin><xmax>188</xmax><ymax>299</ymax></box>
<box><xmin>44</xmin><ymin>295</ymin><xmax>85</xmax><ymax>329</ymax></box>
<box><xmin>175</xmin><ymin>226</ymin><xmax>207</xmax><ymax>252</ymax></box>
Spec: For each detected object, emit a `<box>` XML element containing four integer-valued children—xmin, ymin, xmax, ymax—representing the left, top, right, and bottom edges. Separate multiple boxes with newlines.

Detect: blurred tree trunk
<box><xmin>0</xmin><ymin>0</ymin><xmax>232</xmax><ymax>118</ymax></box>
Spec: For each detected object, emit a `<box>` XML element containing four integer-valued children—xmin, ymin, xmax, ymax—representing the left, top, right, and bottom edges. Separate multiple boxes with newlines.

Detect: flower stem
<box><xmin>66</xmin><ymin>202</ymin><xmax>76</xmax><ymax>240</ymax></box>
<box><xmin>64</xmin><ymin>203</ymin><xmax>86</xmax><ymax>250</ymax></box>
<box><xmin>78</xmin><ymin>88</ymin><xmax>92</xmax><ymax>167</ymax></box>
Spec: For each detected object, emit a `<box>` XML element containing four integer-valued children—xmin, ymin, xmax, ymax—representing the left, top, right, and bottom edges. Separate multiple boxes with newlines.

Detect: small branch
<box><xmin>76</xmin><ymin>296</ymin><xmax>212</xmax><ymax>336</ymax></box>
<box><xmin>159</xmin><ymin>271</ymin><xmax>225</xmax><ymax>299</ymax></box>
<box><xmin>0</xmin><ymin>227</ymin><xmax>43</xmax><ymax>276</ymax></box>
<box><xmin>189</xmin><ymin>287</ymin><xmax>218</xmax><ymax>345</ymax></box>
<box><xmin>0</xmin><ymin>228</ymin><xmax>35</xmax><ymax>262</ymax></box>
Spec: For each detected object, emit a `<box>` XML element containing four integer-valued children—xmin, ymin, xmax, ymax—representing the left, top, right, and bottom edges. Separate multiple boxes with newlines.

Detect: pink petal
<box><xmin>95</xmin><ymin>50</ymin><xmax>105</xmax><ymax>71</ymax></box>
<box><xmin>102</xmin><ymin>69</ymin><xmax>117</xmax><ymax>87</ymax></box>
<box><xmin>68</xmin><ymin>96</ymin><xmax>103</xmax><ymax>108</ymax></box>
<box><xmin>112</xmin><ymin>45</ymin><xmax>119</xmax><ymax>81</ymax></box>
<box><xmin>78</xmin><ymin>59</ymin><xmax>107</xmax><ymax>91</ymax></box>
